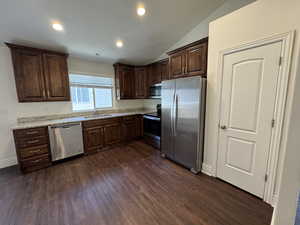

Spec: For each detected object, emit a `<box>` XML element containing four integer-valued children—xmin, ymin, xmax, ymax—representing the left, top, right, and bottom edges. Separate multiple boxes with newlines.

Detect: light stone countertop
<box><xmin>12</xmin><ymin>110</ymin><xmax>155</xmax><ymax>130</ymax></box>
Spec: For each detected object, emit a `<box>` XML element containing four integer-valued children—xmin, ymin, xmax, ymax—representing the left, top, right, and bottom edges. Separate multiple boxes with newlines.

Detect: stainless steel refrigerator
<box><xmin>161</xmin><ymin>76</ymin><xmax>206</xmax><ymax>174</ymax></box>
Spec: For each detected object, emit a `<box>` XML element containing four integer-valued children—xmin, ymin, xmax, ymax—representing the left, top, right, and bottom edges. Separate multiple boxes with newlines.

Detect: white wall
<box><xmin>204</xmin><ymin>0</ymin><xmax>300</xmax><ymax>224</ymax></box>
<box><xmin>156</xmin><ymin>0</ymin><xmax>254</xmax><ymax>61</ymax></box>
<box><xmin>0</xmin><ymin>48</ymin><xmax>150</xmax><ymax>169</ymax></box>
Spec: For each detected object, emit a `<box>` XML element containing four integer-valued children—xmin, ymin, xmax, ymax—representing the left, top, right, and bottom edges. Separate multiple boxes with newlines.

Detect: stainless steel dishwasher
<box><xmin>48</xmin><ymin>122</ymin><xmax>84</xmax><ymax>161</ymax></box>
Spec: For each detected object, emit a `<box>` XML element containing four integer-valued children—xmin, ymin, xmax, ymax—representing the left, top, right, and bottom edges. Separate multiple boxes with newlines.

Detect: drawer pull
<box><xmin>29</xmin><ymin>149</ymin><xmax>42</xmax><ymax>154</ymax></box>
<box><xmin>32</xmin><ymin>159</ymin><xmax>44</xmax><ymax>163</ymax></box>
<box><xmin>27</xmin><ymin>140</ymin><xmax>39</xmax><ymax>144</ymax></box>
<box><xmin>26</xmin><ymin>131</ymin><xmax>39</xmax><ymax>135</ymax></box>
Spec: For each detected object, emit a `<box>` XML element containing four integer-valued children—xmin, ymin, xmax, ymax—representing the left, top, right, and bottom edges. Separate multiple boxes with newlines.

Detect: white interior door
<box><xmin>217</xmin><ymin>41</ymin><xmax>282</xmax><ymax>198</ymax></box>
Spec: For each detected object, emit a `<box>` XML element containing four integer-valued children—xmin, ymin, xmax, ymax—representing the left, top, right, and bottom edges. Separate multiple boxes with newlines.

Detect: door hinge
<box><xmin>279</xmin><ymin>56</ymin><xmax>283</xmax><ymax>66</ymax></box>
<box><xmin>271</xmin><ymin>119</ymin><xmax>275</xmax><ymax>128</ymax></box>
<box><xmin>265</xmin><ymin>174</ymin><xmax>268</xmax><ymax>182</ymax></box>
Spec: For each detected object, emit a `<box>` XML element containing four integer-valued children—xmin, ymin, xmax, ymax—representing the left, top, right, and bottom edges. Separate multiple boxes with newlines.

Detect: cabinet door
<box><xmin>149</xmin><ymin>63</ymin><xmax>161</xmax><ymax>85</ymax></box>
<box><xmin>186</xmin><ymin>42</ymin><xmax>208</xmax><ymax>76</ymax></box>
<box><xmin>12</xmin><ymin>49</ymin><xmax>46</xmax><ymax>102</ymax></box>
<box><xmin>120</xmin><ymin>67</ymin><xmax>135</xmax><ymax>99</ymax></box>
<box><xmin>169</xmin><ymin>51</ymin><xmax>186</xmax><ymax>79</ymax></box>
<box><xmin>135</xmin><ymin>67</ymin><xmax>148</xmax><ymax>98</ymax></box>
<box><xmin>104</xmin><ymin>123</ymin><xmax>121</xmax><ymax>146</ymax></box>
<box><xmin>160</xmin><ymin>59</ymin><xmax>169</xmax><ymax>81</ymax></box>
<box><xmin>136</xmin><ymin>115</ymin><xmax>143</xmax><ymax>137</ymax></box>
<box><xmin>43</xmin><ymin>53</ymin><xmax>70</xmax><ymax>101</ymax></box>
<box><xmin>122</xmin><ymin>117</ymin><xmax>139</xmax><ymax>141</ymax></box>
<box><xmin>83</xmin><ymin>127</ymin><xmax>104</xmax><ymax>154</ymax></box>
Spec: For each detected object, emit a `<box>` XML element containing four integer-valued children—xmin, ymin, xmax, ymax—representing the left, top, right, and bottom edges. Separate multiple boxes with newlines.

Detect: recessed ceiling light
<box><xmin>116</xmin><ymin>40</ymin><xmax>123</xmax><ymax>48</ymax></box>
<box><xmin>52</xmin><ymin>23</ymin><xmax>63</xmax><ymax>31</ymax></box>
<box><xmin>137</xmin><ymin>7</ymin><xmax>146</xmax><ymax>16</ymax></box>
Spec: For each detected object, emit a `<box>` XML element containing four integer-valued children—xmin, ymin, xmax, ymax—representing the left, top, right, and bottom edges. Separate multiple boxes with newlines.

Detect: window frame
<box><xmin>69</xmin><ymin>74</ymin><xmax>114</xmax><ymax>112</ymax></box>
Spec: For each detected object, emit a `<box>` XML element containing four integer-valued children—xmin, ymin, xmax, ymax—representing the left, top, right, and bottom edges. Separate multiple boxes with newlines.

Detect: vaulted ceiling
<box><xmin>0</xmin><ymin>0</ymin><xmax>226</xmax><ymax>64</ymax></box>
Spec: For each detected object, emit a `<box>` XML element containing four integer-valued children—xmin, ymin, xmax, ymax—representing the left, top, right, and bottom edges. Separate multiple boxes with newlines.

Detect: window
<box><xmin>70</xmin><ymin>74</ymin><xmax>113</xmax><ymax>111</ymax></box>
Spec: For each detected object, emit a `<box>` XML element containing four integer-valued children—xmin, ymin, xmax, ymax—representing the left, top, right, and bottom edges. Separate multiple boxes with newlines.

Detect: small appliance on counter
<box><xmin>143</xmin><ymin>104</ymin><xmax>161</xmax><ymax>149</ymax></box>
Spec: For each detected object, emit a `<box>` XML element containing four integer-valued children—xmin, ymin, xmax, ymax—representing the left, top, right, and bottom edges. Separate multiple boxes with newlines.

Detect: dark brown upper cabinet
<box><xmin>169</xmin><ymin>50</ymin><xmax>186</xmax><ymax>78</ymax></box>
<box><xmin>160</xmin><ymin>59</ymin><xmax>169</xmax><ymax>81</ymax></box>
<box><xmin>114</xmin><ymin>63</ymin><xmax>135</xmax><ymax>100</ymax></box>
<box><xmin>6</xmin><ymin>43</ymin><xmax>70</xmax><ymax>102</ymax></box>
<box><xmin>168</xmin><ymin>37</ymin><xmax>208</xmax><ymax>79</ymax></box>
<box><xmin>186</xmin><ymin>42</ymin><xmax>208</xmax><ymax>76</ymax></box>
<box><xmin>148</xmin><ymin>63</ymin><xmax>161</xmax><ymax>86</ymax></box>
<box><xmin>134</xmin><ymin>67</ymin><xmax>148</xmax><ymax>98</ymax></box>
<box><xmin>43</xmin><ymin>53</ymin><xmax>70</xmax><ymax>101</ymax></box>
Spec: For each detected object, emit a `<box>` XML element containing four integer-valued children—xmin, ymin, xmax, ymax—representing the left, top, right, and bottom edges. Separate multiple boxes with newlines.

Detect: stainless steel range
<box><xmin>143</xmin><ymin>111</ymin><xmax>161</xmax><ymax>149</ymax></box>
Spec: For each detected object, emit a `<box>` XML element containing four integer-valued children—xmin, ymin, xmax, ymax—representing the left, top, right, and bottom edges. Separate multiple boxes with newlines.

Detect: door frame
<box><xmin>214</xmin><ymin>31</ymin><xmax>295</xmax><ymax>205</ymax></box>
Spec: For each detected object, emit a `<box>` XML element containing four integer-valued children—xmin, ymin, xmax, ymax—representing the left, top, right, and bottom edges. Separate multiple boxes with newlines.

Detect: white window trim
<box><xmin>69</xmin><ymin>73</ymin><xmax>114</xmax><ymax>112</ymax></box>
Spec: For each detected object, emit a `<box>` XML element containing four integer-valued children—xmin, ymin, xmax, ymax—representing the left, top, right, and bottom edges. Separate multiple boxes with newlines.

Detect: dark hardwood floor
<box><xmin>0</xmin><ymin>141</ymin><xmax>273</xmax><ymax>225</ymax></box>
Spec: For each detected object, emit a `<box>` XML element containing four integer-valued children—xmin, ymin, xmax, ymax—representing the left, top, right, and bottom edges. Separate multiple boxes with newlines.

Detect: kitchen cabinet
<box><xmin>13</xmin><ymin>127</ymin><xmax>52</xmax><ymax>173</ymax></box>
<box><xmin>160</xmin><ymin>59</ymin><xmax>169</xmax><ymax>81</ymax></box>
<box><xmin>114</xmin><ymin>63</ymin><xmax>135</xmax><ymax>99</ymax></box>
<box><xmin>43</xmin><ymin>53</ymin><xmax>70</xmax><ymax>101</ymax></box>
<box><xmin>134</xmin><ymin>67</ymin><xmax>148</xmax><ymax>98</ymax></box>
<box><xmin>6</xmin><ymin>43</ymin><xmax>70</xmax><ymax>102</ymax></box>
<box><xmin>104</xmin><ymin>123</ymin><xmax>122</xmax><ymax>146</ymax></box>
<box><xmin>186</xmin><ymin>42</ymin><xmax>208</xmax><ymax>76</ymax></box>
<box><xmin>82</xmin><ymin>118</ymin><xmax>122</xmax><ymax>154</ymax></box>
<box><xmin>83</xmin><ymin>127</ymin><xmax>105</xmax><ymax>154</ymax></box>
<box><xmin>114</xmin><ymin>60</ymin><xmax>168</xmax><ymax>99</ymax></box>
<box><xmin>168</xmin><ymin>37</ymin><xmax>208</xmax><ymax>79</ymax></box>
<box><xmin>148</xmin><ymin>63</ymin><xmax>161</xmax><ymax>86</ymax></box>
<box><xmin>169</xmin><ymin>50</ymin><xmax>186</xmax><ymax>78</ymax></box>
<box><xmin>13</xmin><ymin>114</ymin><xmax>144</xmax><ymax>172</ymax></box>
<box><xmin>122</xmin><ymin>115</ymin><xmax>143</xmax><ymax>141</ymax></box>
<box><xmin>82</xmin><ymin>115</ymin><xmax>142</xmax><ymax>154</ymax></box>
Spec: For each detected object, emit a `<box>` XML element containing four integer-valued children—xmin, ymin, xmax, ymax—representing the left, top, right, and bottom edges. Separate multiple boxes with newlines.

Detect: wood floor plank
<box><xmin>0</xmin><ymin>141</ymin><xmax>273</xmax><ymax>225</ymax></box>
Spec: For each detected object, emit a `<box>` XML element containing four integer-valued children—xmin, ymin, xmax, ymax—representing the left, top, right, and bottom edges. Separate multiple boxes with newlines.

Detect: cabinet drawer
<box><xmin>17</xmin><ymin>136</ymin><xmax>48</xmax><ymax>148</ymax></box>
<box><xmin>21</xmin><ymin>154</ymin><xmax>51</xmax><ymax>172</ymax></box>
<box><xmin>122</xmin><ymin>115</ymin><xmax>138</xmax><ymax>122</ymax></box>
<box><xmin>14</xmin><ymin>127</ymin><xmax>48</xmax><ymax>138</ymax></box>
<box><xmin>19</xmin><ymin>145</ymin><xmax>49</xmax><ymax>159</ymax></box>
<box><xmin>83</xmin><ymin>117</ymin><xmax>121</xmax><ymax>128</ymax></box>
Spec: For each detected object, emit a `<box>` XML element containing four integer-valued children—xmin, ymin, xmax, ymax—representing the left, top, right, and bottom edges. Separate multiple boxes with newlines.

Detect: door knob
<box><xmin>220</xmin><ymin>125</ymin><xmax>227</xmax><ymax>130</ymax></box>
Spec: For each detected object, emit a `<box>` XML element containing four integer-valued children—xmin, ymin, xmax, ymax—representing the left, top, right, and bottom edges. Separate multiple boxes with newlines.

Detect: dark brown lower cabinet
<box><xmin>82</xmin><ymin>115</ymin><xmax>142</xmax><ymax>155</ymax></box>
<box><xmin>83</xmin><ymin>127</ymin><xmax>105</xmax><ymax>154</ymax></box>
<box><xmin>104</xmin><ymin>123</ymin><xmax>122</xmax><ymax>146</ymax></box>
<box><xmin>13</xmin><ymin>115</ymin><xmax>145</xmax><ymax>172</ymax></box>
<box><xmin>13</xmin><ymin>126</ymin><xmax>52</xmax><ymax>173</ymax></box>
<box><xmin>122</xmin><ymin>116</ymin><xmax>139</xmax><ymax>142</ymax></box>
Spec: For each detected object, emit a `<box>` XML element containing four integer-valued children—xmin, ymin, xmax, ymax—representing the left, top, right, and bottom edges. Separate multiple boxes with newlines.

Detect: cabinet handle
<box><xmin>29</xmin><ymin>149</ymin><xmax>42</xmax><ymax>154</ymax></box>
<box><xmin>26</xmin><ymin>131</ymin><xmax>39</xmax><ymax>135</ymax></box>
<box><xmin>27</xmin><ymin>140</ymin><xmax>39</xmax><ymax>144</ymax></box>
<box><xmin>32</xmin><ymin>159</ymin><xmax>43</xmax><ymax>163</ymax></box>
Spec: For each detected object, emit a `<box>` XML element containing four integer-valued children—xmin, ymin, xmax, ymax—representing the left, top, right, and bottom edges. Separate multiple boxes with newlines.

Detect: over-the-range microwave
<box><xmin>149</xmin><ymin>83</ymin><xmax>161</xmax><ymax>99</ymax></box>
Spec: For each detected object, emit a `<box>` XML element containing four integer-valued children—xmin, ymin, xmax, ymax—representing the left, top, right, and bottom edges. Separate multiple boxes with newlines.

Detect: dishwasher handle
<box><xmin>50</xmin><ymin>123</ymin><xmax>81</xmax><ymax>129</ymax></box>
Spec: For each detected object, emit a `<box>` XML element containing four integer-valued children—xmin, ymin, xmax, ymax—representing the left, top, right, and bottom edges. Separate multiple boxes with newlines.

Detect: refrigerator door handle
<box><xmin>171</xmin><ymin>92</ymin><xmax>176</xmax><ymax>136</ymax></box>
<box><xmin>174</xmin><ymin>94</ymin><xmax>179</xmax><ymax>136</ymax></box>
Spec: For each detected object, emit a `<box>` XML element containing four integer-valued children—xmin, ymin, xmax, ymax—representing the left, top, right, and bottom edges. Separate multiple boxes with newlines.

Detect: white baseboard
<box><xmin>202</xmin><ymin>163</ymin><xmax>213</xmax><ymax>176</ymax></box>
<box><xmin>0</xmin><ymin>156</ymin><xmax>18</xmax><ymax>169</ymax></box>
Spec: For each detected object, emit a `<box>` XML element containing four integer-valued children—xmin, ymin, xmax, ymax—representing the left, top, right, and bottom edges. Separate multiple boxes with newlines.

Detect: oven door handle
<box><xmin>143</xmin><ymin>115</ymin><xmax>161</xmax><ymax>121</ymax></box>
